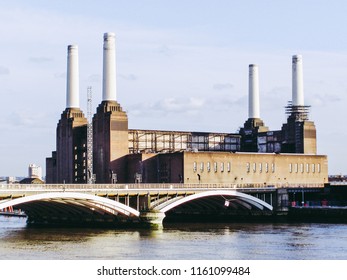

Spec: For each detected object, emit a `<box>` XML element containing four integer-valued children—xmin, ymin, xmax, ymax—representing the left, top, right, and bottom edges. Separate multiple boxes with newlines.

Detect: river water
<box><xmin>1</xmin><ymin>215</ymin><xmax>347</xmax><ymax>260</ymax></box>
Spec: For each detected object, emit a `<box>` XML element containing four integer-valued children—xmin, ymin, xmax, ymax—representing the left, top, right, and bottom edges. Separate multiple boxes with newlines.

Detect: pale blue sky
<box><xmin>1</xmin><ymin>0</ymin><xmax>347</xmax><ymax>176</ymax></box>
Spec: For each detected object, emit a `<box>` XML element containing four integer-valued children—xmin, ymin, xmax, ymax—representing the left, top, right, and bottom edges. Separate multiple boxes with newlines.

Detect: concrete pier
<box><xmin>139</xmin><ymin>211</ymin><xmax>166</xmax><ymax>229</ymax></box>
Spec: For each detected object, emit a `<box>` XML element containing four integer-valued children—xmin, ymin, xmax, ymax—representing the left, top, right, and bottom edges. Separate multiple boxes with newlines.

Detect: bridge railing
<box><xmin>0</xmin><ymin>182</ymin><xmax>325</xmax><ymax>191</ymax></box>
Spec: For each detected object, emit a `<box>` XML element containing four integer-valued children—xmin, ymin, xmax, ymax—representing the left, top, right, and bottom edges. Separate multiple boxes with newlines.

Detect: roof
<box><xmin>19</xmin><ymin>177</ymin><xmax>45</xmax><ymax>184</ymax></box>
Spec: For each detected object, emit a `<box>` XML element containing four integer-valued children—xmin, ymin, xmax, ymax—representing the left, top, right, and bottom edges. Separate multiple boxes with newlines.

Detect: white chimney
<box><xmin>102</xmin><ymin>32</ymin><xmax>117</xmax><ymax>102</ymax></box>
<box><xmin>66</xmin><ymin>45</ymin><xmax>79</xmax><ymax>108</ymax></box>
<box><xmin>248</xmin><ymin>64</ymin><xmax>260</xmax><ymax>119</ymax></box>
<box><xmin>292</xmin><ymin>55</ymin><xmax>304</xmax><ymax>106</ymax></box>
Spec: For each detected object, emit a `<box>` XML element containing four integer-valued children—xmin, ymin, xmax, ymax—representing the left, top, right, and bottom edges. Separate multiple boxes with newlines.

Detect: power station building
<box><xmin>46</xmin><ymin>32</ymin><xmax>328</xmax><ymax>187</ymax></box>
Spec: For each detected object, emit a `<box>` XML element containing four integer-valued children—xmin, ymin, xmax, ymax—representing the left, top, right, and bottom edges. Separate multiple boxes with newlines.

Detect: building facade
<box><xmin>46</xmin><ymin>34</ymin><xmax>327</xmax><ymax>186</ymax></box>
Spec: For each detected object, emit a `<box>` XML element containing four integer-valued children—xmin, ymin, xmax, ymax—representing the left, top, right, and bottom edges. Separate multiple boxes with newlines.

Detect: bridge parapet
<box><xmin>0</xmin><ymin>182</ymin><xmax>325</xmax><ymax>192</ymax></box>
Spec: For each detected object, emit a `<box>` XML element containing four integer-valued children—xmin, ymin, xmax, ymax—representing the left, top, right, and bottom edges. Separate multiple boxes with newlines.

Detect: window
<box><xmin>214</xmin><ymin>162</ymin><xmax>218</xmax><ymax>172</ymax></box>
<box><xmin>193</xmin><ymin>162</ymin><xmax>197</xmax><ymax>172</ymax></box>
<box><xmin>306</xmin><ymin>163</ymin><xmax>310</xmax><ymax>173</ymax></box>
<box><xmin>300</xmin><ymin>163</ymin><xmax>304</xmax><ymax>173</ymax></box>
<box><xmin>246</xmin><ymin>163</ymin><xmax>250</xmax><ymax>173</ymax></box>
<box><xmin>265</xmin><ymin>163</ymin><xmax>269</xmax><ymax>173</ymax></box>
<box><xmin>227</xmin><ymin>162</ymin><xmax>231</xmax><ymax>172</ymax></box>
<box><xmin>272</xmin><ymin>163</ymin><xmax>275</xmax><ymax>173</ymax></box>
<box><xmin>207</xmin><ymin>162</ymin><xmax>211</xmax><ymax>172</ymax></box>
<box><xmin>259</xmin><ymin>163</ymin><xmax>262</xmax><ymax>173</ymax></box>
<box><xmin>200</xmin><ymin>162</ymin><xmax>204</xmax><ymax>172</ymax></box>
<box><xmin>312</xmin><ymin>164</ymin><xmax>315</xmax><ymax>173</ymax></box>
<box><xmin>253</xmin><ymin>163</ymin><xmax>256</xmax><ymax>173</ymax></box>
<box><xmin>317</xmin><ymin>163</ymin><xmax>321</xmax><ymax>173</ymax></box>
<box><xmin>294</xmin><ymin>163</ymin><xmax>298</xmax><ymax>173</ymax></box>
<box><xmin>221</xmin><ymin>162</ymin><xmax>224</xmax><ymax>172</ymax></box>
<box><xmin>289</xmin><ymin>163</ymin><xmax>292</xmax><ymax>173</ymax></box>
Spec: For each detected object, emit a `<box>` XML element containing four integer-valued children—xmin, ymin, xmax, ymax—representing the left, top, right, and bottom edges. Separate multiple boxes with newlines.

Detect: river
<box><xmin>1</xmin><ymin>215</ymin><xmax>347</xmax><ymax>260</ymax></box>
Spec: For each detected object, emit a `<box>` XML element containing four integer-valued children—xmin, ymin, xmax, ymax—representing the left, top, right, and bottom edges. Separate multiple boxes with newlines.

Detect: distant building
<box><xmin>46</xmin><ymin>33</ymin><xmax>327</xmax><ymax>187</ymax></box>
<box><xmin>28</xmin><ymin>164</ymin><xmax>42</xmax><ymax>180</ymax></box>
<box><xmin>4</xmin><ymin>177</ymin><xmax>17</xmax><ymax>184</ymax></box>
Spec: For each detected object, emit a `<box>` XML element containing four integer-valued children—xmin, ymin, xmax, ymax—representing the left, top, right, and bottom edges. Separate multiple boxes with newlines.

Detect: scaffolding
<box><xmin>128</xmin><ymin>130</ymin><xmax>241</xmax><ymax>154</ymax></box>
<box><xmin>285</xmin><ymin>101</ymin><xmax>311</xmax><ymax>121</ymax></box>
<box><xmin>86</xmin><ymin>86</ymin><xmax>95</xmax><ymax>184</ymax></box>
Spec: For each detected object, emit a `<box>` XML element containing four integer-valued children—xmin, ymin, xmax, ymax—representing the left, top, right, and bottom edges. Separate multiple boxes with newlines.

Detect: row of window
<box><xmin>193</xmin><ymin>162</ymin><xmax>231</xmax><ymax>173</ymax></box>
<box><xmin>193</xmin><ymin>161</ymin><xmax>322</xmax><ymax>174</ymax></box>
<box><xmin>246</xmin><ymin>162</ymin><xmax>275</xmax><ymax>173</ymax></box>
<box><xmin>74</xmin><ymin>153</ymin><xmax>87</xmax><ymax>160</ymax></box>
<box><xmin>247</xmin><ymin>162</ymin><xmax>321</xmax><ymax>174</ymax></box>
<box><xmin>74</xmin><ymin>161</ymin><xmax>87</xmax><ymax>169</ymax></box>
<box><xmin>193</xmin><ymin>161</ymin><xmax>276</xmax><ymax>174</ymax></box>
<box><xmin>289</xmin><ymin>163</ymin><xmax>321</xmax><ymax>173</ymax></box>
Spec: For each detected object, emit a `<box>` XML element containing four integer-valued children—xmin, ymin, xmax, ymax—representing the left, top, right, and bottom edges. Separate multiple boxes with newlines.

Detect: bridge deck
<box><xmin>0</xmin><ymin>183</ymin><xmax>283</xmax><ymax>198</ymax></box>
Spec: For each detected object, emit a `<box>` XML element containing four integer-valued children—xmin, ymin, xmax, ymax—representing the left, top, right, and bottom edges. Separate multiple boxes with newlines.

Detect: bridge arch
<box><xmin>155</xmin><ymin>190</ymin><xmax>273</xmax><ymax>213</ymax></box>
<box><xmin>0</xmin><ymin>192</ymin><xmax>140</xmax><ymax>218</ymax></box>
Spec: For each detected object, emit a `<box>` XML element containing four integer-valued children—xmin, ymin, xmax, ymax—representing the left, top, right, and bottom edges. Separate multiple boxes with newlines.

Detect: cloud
<box><xmin>157</xmin><ymin>97</ymin><xmax>205</xmax><ymax>112</ymax></box>
<box><xmin>262</xmin><ymin>86</ymin><xmax>291</xmax><ymax>108</ymax></box>
<box><xmin>129</xmin><ymin>96</ymin><xmax>205</xmax><ymax>117</ymax></box>
<box><xmin>307</xmin><ymin>93</ymin><xmax>342</xmax><ymax>107</ymax></box>
<box><xmin>86</xmin><ymin>74</ymin><xmax>101</xmax><ymax>83</ymax></box>
<box><xmin>2</xmin><ymin>110</ymin><xmax>52</xmax><ymax>129</ymax></box>
<box><xmin>119</xmin><ymin>74</ymin><xmax>137</xmax><ymax>81</ymax></box>
<box><xmin>54</xmin><ymin>72</ymin><xmax>66</xmax><ymax>79</ymax></box>
<box><xmin>0</xmin><ymin>66</ymin><xmax>10</xmax><ymax>75</ymax></box>
<box><xmin>29</xmin><ymin>57</ymin><xmax>54</xmax><ymax>63</ymax></box>
<box><xmin>208</xmin><ymin>93</ymin><xmax>247</xmax><ymax>112</ymax></box>
<box><xmin>157</xmin><ymin>45</ymin><xmax>176</xmax><ymax>57</ymax></box>
<box><xmin>213</xmin><ymin>83</ymin><xmax>233</xmax><ymax>91</ymax></box>
<box><xmin>7</xmin><ymin>111</ymin><xmax>37</xmax><ymax>127</ymax></box>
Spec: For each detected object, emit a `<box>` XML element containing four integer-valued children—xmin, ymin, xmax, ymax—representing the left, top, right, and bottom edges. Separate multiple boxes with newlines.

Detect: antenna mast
<box><xmin>87</xmin><ymin>86</ymin><xmax>94</xmax><ymax>184</ymax></box>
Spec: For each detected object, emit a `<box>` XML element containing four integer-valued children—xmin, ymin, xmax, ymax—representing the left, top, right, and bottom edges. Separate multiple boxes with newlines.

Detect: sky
<box><xmin>1</xmin><ymin>0</ymin><xmax>347</xmax><ymax>177</ymax></box>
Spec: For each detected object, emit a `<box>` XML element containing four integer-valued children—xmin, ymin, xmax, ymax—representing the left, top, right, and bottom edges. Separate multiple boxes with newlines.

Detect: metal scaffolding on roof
<box><xmin>285</xmin><ymin>101</ymin><xmax>311</xmax><ymax>121</ymax></box>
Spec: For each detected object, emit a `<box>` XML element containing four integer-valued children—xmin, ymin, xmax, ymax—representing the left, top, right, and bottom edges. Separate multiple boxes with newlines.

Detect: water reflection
<box><xmin>1</xmin><ymin>216</ymin><xmax>347</xmax><ymax>260</ymax></box>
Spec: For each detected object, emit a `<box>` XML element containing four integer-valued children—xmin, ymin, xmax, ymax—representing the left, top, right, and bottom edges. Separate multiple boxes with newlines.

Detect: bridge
<box><xmin>0</xmin><ymin>183</ymin><xmax>318</xmax><ymax>228</ymax></box>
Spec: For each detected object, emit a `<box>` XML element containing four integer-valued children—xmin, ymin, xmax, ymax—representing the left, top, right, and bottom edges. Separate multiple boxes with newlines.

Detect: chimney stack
<box><xmin>102</xmin><ymin>32</ymin><xmax>117</xmax><ymax>102</ymax></box>
<box><xmin>292</xmin><ymin>55</ymin><xmax>304</xmax><ymax>106</ymax></box>
<box><xmin>66</xmin><ymin>45</ymin><xmax>79</xmax><ymax>108</ymax></box>
<box><xmin>248</xmin><ymin>64</ymin><xmax>260</xmax><ymax>119</ymax></box>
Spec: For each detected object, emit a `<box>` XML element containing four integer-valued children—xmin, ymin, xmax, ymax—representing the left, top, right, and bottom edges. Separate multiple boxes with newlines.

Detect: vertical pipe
<box><xmin>66</xmin><ymin>45</ymin><xmax>79</xmax><ymax>108</ymax></box>
<box><xmin>248</xmin><ymin>64</ymin><xmax>260</xmax><ymax>119</ymax></box>
<box><xmin>292</xmin><ymin>55</ymin><xmax>304</xmax><ymax>106</ymax></box>
<box><xmin>102</xmin><ymin>32</ymin><xmax>117</xmax><ymax>101</ymax></box>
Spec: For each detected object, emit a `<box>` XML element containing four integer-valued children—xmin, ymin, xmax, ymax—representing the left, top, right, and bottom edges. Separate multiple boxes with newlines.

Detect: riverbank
<box><xmin>0</xmin><ymin>211</ymin><xmax>26</xmax><ymax>218</ymax></box>
<box><xmin>288</xmin><ymin>206</ymin><xmax>347</xmax><ymax>222</ymax></box>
